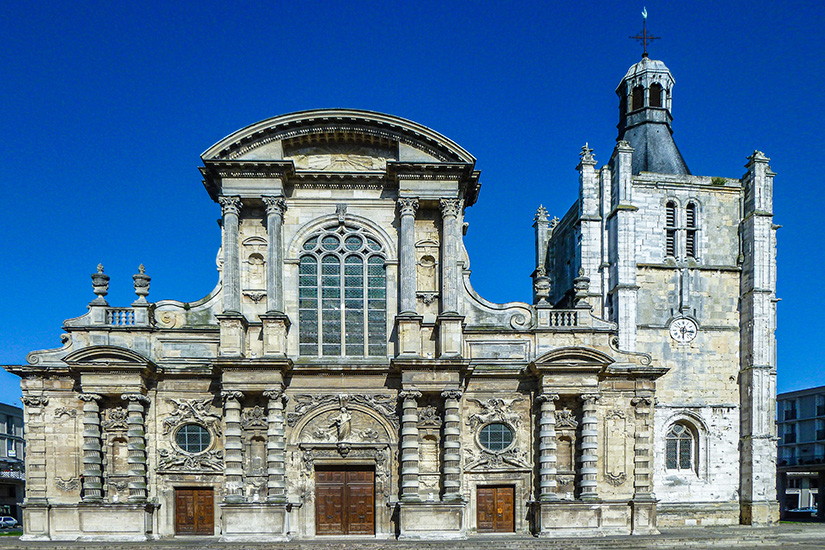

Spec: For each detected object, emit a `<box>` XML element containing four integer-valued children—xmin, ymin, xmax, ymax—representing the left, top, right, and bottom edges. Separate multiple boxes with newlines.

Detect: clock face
<box><xmin>669</xmin><ymin>318</ymin><xmax>698</xmax><ymax>343</ymax></box>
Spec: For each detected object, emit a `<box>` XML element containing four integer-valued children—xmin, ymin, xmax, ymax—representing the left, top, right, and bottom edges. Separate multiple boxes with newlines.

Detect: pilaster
<box><xmin>631</xmin><ymin>395</ymin><xmax>658</xmax><ymax>535</ymax></box>
<box><xmin>20</xmin><ymin>395</ymin><xmax>48</xmax><ymax>504</ymax></box>
<box><xmin>609</xmin><ymin>141</ymin><xmax>638</xmax><ymax>351</ymax></box>
<box><xmin>263</xmin><ymin>389</ymin><xmax>287</xmax><ymax>502</ymax></box>
<box><xmin>577</xmin><ymin>144</ymin><xmax>603</xmax><ymax>310</ymax></box>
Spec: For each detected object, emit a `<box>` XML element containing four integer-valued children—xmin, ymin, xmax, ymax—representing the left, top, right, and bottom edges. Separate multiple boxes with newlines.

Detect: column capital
<box><xmin>439</xmin><ymin>198</ymin><xmax>462</xmax><ymax>219</ymax></box>
<box><xmin>263</xmin><ymin>389</ymin><xmax>288</xmax><ymax>403</ymax></box>
<box><xmin>537</xmin><ymin>392</ymin><xmax>559</xmax><ymax>403</ymax></box>
<box><xmin>263</xmin><ymin>196</ymin><xmax>288</xmax><ymax>217</ymax></box>
<box><xmin>221</xmin><ymin>390</ymin><xmax>244</xmax><ymax>403</ymax></box>
<box><xmin>218</xmin><ymin>196</ymin><xmax>242</xmax><ymax>216</ymax></box>
<box><xmin>398</xmin><ymin>390</ymin><xmax>422</xmax><ymax>401</ymax></box>
<box><xmin>441</xmin><ymin>389</ymin><xmax>463</xmax><ymax>400</ymax></box>
<box><xmin>397</xmin><ymin>198</ymin><xmax>419</xmax><ymax>217</ymax></box>
<box><xmin>580</xmin><ymin>393</ymin><xmax>601</xmax><ymax>404</ymax></box>
<box><xmin>121</xmin><ymin>393</ymin><xmax>151</xmax><ymax>405</ymax></box>
<box><xmin>78</xmin><ymin>393</ymin><xmax>102</xmax><ymax>403</ymax></box>
<box><xmin>21</xmin><ymin>395</ymin><xmax>49</xmax><ymax>407</ymax></box>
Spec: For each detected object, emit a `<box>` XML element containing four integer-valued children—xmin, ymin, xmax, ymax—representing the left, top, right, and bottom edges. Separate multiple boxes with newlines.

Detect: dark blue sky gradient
<box><xmin>1</xmin><ymin>1</ymin><xmax>823</xmax><ymax>405</ymax></box>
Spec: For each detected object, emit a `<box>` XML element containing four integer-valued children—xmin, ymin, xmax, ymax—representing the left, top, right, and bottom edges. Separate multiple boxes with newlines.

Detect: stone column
<box><xmin>537</xmin><ymin>392</ymin><xmax>559</xmax><ymax>501</ymax></box>
<box><xmin>399</xmin><ymin>390</ymin><xmax>422</xmax><ymax>501</ymax></box>
<box><xmin>121</xmin><ymin>393</ymin><xmax>150</xmax><ymax>502</ymax></box>
<box><xmin>20</xmin><ymin>396</ymin><xmax>48</xmax><ymax>503</ymax></box>
<box><xmin>441</xmin><ymin>389</ymin><xmax>463</xmax><ymax>501</ymax></box>
<box><xmin>219</xmin><ymin>196</ymin><xmax>242</xmax><ymax>314</ymax></box>
<box><xmin>263</xmin><ymin>389</ymin><xmax>287</xmax><ymax>502</ymax></box>
<box><xmin>222</xmin><ymin>391</ymin><xmax>244</xmax><ymax>502</ymax></box>
<box><xmin>263</xmin><ymin>197</ymin><xmax>287</xmax><ymax>314</ymax></box>
<box><xmin>439</xmin><ymin>199</ymin><xmax>462</xmax><ymax>315</ymax></box>
<box><xmin>578</xmin><ymin>393</ymin><xmax>600</xmax><ymax>500</ymax></box>
<box><xmin>398</xmin><ymin>198</ymin><xmax>419</xmax><ymax>315</ymax></box>
<box><xmin>79</xmin><ymin>393</ymin><xmax>104</xmax><ymax>501</ymax></box>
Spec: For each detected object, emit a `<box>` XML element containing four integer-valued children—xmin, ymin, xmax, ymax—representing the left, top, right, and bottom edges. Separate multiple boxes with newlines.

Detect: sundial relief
<box><xmin>284</xmin><ymin>142</ymin><xmax>397</xmax><ymax>172</ymax></box>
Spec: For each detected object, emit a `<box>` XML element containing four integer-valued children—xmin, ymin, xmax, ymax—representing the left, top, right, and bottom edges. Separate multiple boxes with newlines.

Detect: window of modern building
<box><xmin>665</xmin><ymin>422</ymin><xmax>697</xmax><ymax>472</ymax></box>
<box><xmin>299</xmin><ymin>225</ymin><xmax>387</xmax><ymax>357</ymax></box>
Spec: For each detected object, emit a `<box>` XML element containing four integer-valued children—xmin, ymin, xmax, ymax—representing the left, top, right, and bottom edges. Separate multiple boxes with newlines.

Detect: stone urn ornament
<box><xmin>133</xmin><ymin>264</ymin><xmax>151</xmax><ymax>305</ymax></box>
<box><xmin>90</xmin><ymin>264</ymin><xmax>109</xmax><ymax>305</ymax></box>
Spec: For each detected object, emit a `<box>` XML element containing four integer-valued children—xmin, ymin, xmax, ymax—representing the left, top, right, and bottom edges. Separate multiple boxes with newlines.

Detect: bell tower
<box><xmin>616</xmin><ymin>17</ymin><xmax>690</xmax><ymax>176</ymax></box>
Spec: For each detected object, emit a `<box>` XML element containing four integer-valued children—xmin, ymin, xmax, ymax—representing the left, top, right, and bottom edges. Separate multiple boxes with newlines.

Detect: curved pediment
<box><xmin>201</xmin><ymin>109</ymin><xmax>475</xmax><ymax>166</ymax></box>
<box><xmin>63</xmin><ymin>345</ymin><xmax>153</xmax><ymax>367</ymax></box>
<box><xmin>532</xmin><ymin>346</ymin><xmax>615</xmax><ymax>367</ymax></box>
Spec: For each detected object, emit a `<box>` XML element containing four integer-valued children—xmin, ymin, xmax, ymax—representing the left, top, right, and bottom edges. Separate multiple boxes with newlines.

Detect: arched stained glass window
<box><xmin>665</xmin><ymin>422</ymin><xmax>696</xmax><ymax>471</ymax></box>
<box><xmin>299</xmin><ymin>225</ymin><xmax>386</xmax><ymax>357</ymax></box>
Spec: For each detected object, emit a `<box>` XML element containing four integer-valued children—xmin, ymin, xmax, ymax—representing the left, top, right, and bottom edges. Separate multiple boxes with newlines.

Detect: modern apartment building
<box><xmin>0</xmin><ymin>403</ymin><xmax>24</xmax><ymax>523</ymax></box>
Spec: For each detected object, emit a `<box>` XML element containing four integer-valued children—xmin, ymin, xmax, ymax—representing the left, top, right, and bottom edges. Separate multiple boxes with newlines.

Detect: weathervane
<box><xmin>630</xmin><ymin>7</ymin><xmax>660</xmax><ymax>58</ymax></box>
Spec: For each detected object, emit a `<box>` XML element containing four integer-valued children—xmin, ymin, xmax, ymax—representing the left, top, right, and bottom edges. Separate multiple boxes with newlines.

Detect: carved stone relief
<box><xmin>604</xmin><ymin>409</ymin><xmax>629</xmax><ymax>486</ymax></box>
<box><xmin>285</xmin><ymin>143</ymin><xmax>394</xmax><ymax>172</ymax></box>
<box><xmin>287</xmin><ymin>394</ymin><xmax>398</xmax><ymax>430</ymax></box>
<box><xmin>466</xmin><ymin>397</ymin><xmax>524</xmax><ymax>429</ymax></box>
<box><xmin>157</xmin><ymin>448</ymin><xmax>224</xmax><ymax>472</ymax></box>
<box><xmin>102</xmin><ymin>407</ymin><xmax>128</xmax><ymax>431</ymax></box>
<box><xmin>241</xmin><ymin>404</ymin><xmax>268</xmax><ymax>430</ymax></box>
<box><xmin>162</xmin><ymin>398</ymin><xmax>222</xmax><ymax>436</ymax></box>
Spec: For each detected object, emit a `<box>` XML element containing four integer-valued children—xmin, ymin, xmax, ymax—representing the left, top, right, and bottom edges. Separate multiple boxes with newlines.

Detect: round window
<box><xmin>175</xmin><ymin>424</ymin><xmax>211</xmax><ymax>454</ymax></box>
<box><xmin>479</xmin><ymin>422</ymin><xmax>514</xmax><ymax>452</ymax></box>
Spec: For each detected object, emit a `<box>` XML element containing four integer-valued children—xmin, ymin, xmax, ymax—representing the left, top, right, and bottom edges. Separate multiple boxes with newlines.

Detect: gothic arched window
<box><xmin>298</xmin><ymin>225</ymin><xmax>387</xmax><ymax>357</ymax></box>
<box><xmin>665</xmin><ymin>422</ymin><xmax>697</xmax><ymax>472</ymax></box>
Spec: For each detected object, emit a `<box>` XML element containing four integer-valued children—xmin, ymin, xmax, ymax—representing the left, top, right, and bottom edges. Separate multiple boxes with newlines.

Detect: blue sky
<box><xmin>1</xmin><ymin>0</ymin><xmax>823</xmax><ymax>406</ymax></box>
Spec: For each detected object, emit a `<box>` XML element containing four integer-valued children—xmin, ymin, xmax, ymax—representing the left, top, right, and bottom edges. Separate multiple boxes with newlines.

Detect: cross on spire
<box><xmin>630</xmin><ymin>8</ymin><xmax>660</xmax><ymax>58</ymax></box>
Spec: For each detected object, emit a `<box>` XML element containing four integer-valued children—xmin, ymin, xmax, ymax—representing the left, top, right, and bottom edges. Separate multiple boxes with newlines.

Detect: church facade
<box><xmin>8</xmin><ymin>55</ymin><xmax>779</xmax><ymax>541</ymax></box>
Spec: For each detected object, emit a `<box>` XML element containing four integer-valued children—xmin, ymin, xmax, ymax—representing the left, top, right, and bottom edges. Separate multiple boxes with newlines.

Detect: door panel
<box><xmin>477</xmin><ymin>485</ymin><xmax>515</xmax><ymax>533</ymax></box>
<box><xmin>175</xmin><ymin>488</ymin><xmax>214</xmax><ymax>535</ymax></box>
<box><xmin>315</xmin><ymin>466</ymin><xmax>374</xmax><ymax>535</ymax></box>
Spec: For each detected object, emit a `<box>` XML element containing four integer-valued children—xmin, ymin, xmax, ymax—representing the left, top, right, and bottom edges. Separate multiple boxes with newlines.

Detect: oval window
<box><xmin>175</xmin><ymin>424</ymin><xmax>211</xmax><ymax>454</ymax></box>
<box><xmin>479</xmin><ymin>422</ymin><xmax>514</xmax><ymax>452</ymax></box>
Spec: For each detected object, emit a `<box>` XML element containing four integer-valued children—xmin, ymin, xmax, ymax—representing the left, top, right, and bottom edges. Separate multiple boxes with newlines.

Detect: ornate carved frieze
<box><xmin>157</xmin><ymin>448</ymin><xmax>224</xmax><ymax>472</ymax></box>
<box><xmin>466</xmin><ymin>397</ymin><xmax>524</xmax><ymax>429</ymax></box>
<box><xmin>464</xmin><ymin>446</ymin><xmax>529</xmax><ymax>471</ymax></box>
<box><xmin>162</xmin><ymin>398</ymin><xmax>222</xmax><ymax>436</ymax></box>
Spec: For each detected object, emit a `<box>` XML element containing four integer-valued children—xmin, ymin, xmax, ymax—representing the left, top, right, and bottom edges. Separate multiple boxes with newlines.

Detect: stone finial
<box><xmin>579</xmin><ymin>142</ymin><xmax>596</xmax><ymax>164</ymax></box>
<box><xmin>549</xmin><ymin>216</ymin><xmax>560</xmax><ymax>230</ymax></box>
<box><xmin>91</xmin><ymin>264</ymin><xmax>110</xmax><ymax>305</ymax></box>
<box><xmin>573</xmin><ymin>268</ymin><xmax>591</xmax><ymax>309</ymax></box>
<box><xmin>534</xmin><ymin>205</ymin><xmax>549</xmax><ymax>224</ymax></box>
<box><xmin>133</xmin><ymin>264</ymin><xmax>151</xmax><ymax>305</ymax></box>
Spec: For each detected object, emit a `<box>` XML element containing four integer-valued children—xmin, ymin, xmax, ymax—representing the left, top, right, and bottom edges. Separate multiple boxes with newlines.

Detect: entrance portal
<box><xmin>175</xmin><ymin>487</ymin><xmax>214</xmax><ymax>535</ymax></box>
<box><xmin>477</xmin><ymin>485</ymin><xmax>515</xmax><ymax>533</ymax></box>
<box><xmin>315</xmin><ymin>466</ymin><xmax>375</xmax><ymax>535</ymax></box>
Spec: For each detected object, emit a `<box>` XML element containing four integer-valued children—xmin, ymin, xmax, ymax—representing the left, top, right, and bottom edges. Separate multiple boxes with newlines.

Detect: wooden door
<box><xmin>175</xmin><ymin>487</ymin><xmax>214</xmax><ymax>535</ymax></box>
<box><xmin>477</xmin><ymin>485</ymin><xmax>515</xmax><ymax>533</ymax></box>
<box><xmin>315</xmin><ymin>467</ymin><xmax>375</xmax><ymax>535</ymax></box>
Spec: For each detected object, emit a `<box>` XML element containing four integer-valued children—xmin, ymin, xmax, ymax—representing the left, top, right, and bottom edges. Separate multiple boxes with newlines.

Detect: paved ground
<box><xmin>0</xmin><ymin>524</ymin><xmax>823</xmax><ymax>550</ymax></box>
